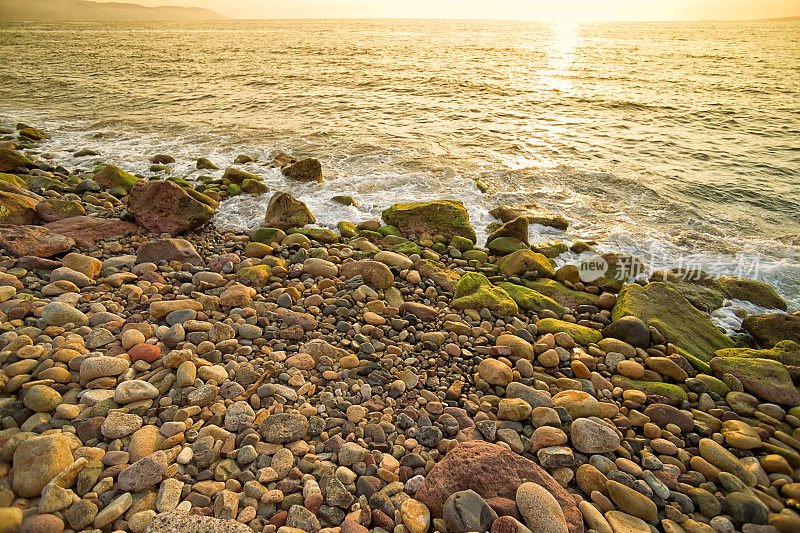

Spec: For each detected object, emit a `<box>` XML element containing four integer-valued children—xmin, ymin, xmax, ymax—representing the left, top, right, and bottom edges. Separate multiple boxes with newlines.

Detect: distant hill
<box><xmin>0</xmin><ymin>0</ymin><xmax>228</xmax><ymax>21</ymax></box>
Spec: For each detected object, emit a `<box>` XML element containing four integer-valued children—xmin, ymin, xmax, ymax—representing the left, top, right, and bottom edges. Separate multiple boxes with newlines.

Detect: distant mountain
<box><xmin>0</xmin><ymin>0</ymin><xmax>228</xmax><ymax>21</ymax></box>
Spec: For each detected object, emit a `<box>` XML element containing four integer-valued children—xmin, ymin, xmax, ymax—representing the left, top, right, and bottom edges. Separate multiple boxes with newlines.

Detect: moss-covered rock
<box><xmin>378</xmin><ymin>225</ymin><xmax>402</xmax><ymax>237</ymax></box>
<box><xmin>694</xmin><ymin>373</ymin><xmax>731</xmax><ymax>397</ymax></box>
<box><xmin>452</xmin><ymin>272</ymin><xmax>518</xmax><ymax>316</ymax></box>
<box><xmin>35</xmin><ymin>198</ymin><xmax>85</xmax><ymax>222</ymax></box>
<box><xmin>536</xmin><ymin>318</ymin><xmax>602</xmax><ymax>345</ymax></box>
<box><xmin>415</xmin><ymin>259</ymin><xmax>461</xmax><ymax>293</ymax></box>
<box><xmin>522</xmin><ymin>279</ymin><xmax>597</xmax><ymax>308</ymax></box>
<box><xmin>486</xmin><ymin>216</ymin><xmax>528</xmax><ymax>245</ymax></box>
<box><xmin>394</xmin><ymin>240</ymin><xmax>422</xmax><ymax>256</ymax></box>
<box><xmin>241</xmin><ymin>179</ymin><xmax>270</xmax><ymax>194</ymax></box>
<box><xmin>715</xmin><ymin>340</ymin><xmax>800</xmax><ymax>368</ymax></box>
<box><xmin>498</xmin><ymin>282</ymin><xmax>568</xmax><ymax>317</ymax></box>
<box><xmin>715</xmin><ymin>276</ymin><xmax>787</xmax><ymax>310</ymax></box>
<box><xmin>649</xmin><ymin>270</ymin><xmax>724</xmax><ymax>312</ymax></box>
<box><xmin>282</xmin><ymin>158</ymin><xmax>323</xmax><ymax>182</ymax></box>
<box><xmin>530</xmin><ymin>241</ymin><xmax>569</xmax><ymax>258</ymax></box>
<box><xmin>250</xmin><ymin>227</ymin><xmax>286</xmax><ymax>244</ymax></box>
<box><xmin>488</xmin><ymin>203</ymin><xmax>569</xmax><ymax>230</ymax></box>
<box><xmin>17</xmin><ymin>126</ymin><xmax>48</xmax><ymax>141</ymax></box>
<box><xmin>332</xmin><ymin>195</ymin><xmax>357</xmax><ymax>207</ymax></box>
<box><xmin>487</xmin><ymin>237</ymin><xmax>528</xmax><ymax>256</ymax></box>
<box><xmin>243</xmin><ymin>242</ymin><xmax>271</xmax><ymax>258</ymax></box>
<box><xmin>742</xmin><ymin>313</ymin><xmax>800</xmax><ymax>348</ymax></box>
<box><xmin>0</xmin><ymin>173</ymin><xmax>27</xmax><ymax>188</ymax></box>
<box><xmin>382</xmin><ymin>200</ymin><xmax>476</xmax><ymax>242</ymax></box>
<box><xmin>196</xmin><ymin>158</ymin><xmax>218</xmax><ymax>170</ymax></box>
<box><xmin>496</xmin><ymin>249</ymin><xmax>555</xmax><ymax>278</ymax></box>
<box><xmin>337</xmin><ymin>221</ymin><xmax>357</xmax><ymax>238</ymax></box>
<box><xmin>223</xmin><ymin>167</ymin><xmax>263</xmax><ymax>185</ymax></box>
<box><xmin>183</xmin><ymin>187</ymin><xmax>219</xmax><ymax>209</ymax></box>
<box><xmin>0</xmin><ymin>148</ymin><xmax>34</xmax><ymax>172</ymax></box>
<box><xmin>462</xmin><ymin>249</ymin><xmax>488</xmax><ymax>263</ymax></box>
<box><xmin>710</xmin><ymin>356</ymin><xmax>800</xmax><ymax>405</ymax></box>
<box><xmin>449</xmin><ymin>235</ymin><xmax>474</xmax><ymax>253</ymax></box>
<box><xmin>237</xmin><ymin>265</ymin><xmax>272</xmax><ymax>287</ymax></box>
<box><xmin>0</xmin><ymin>189</ymin><xmax>39</xmax><ymax>224</ymax></box>
<box><xmin>613</xmin><ymin>282</ymin><xmax>734</xmax><ymax>363</ymax></box>
<box><xmin>234</xmin><ymin>154</ymin><xmax>256</xmax><ymax>164</ymax></box>
<box><xmin>290</xmin><ymin>227</ymin><xmax>340</xmax><ymax>244</ymax></box>
<box><xmin>612</xmin><ymin>376</ymin><xmax>688</xmax><ymax>405</ymax></box>
<box><xmin>93</xmin><ymin>165</ymin><xmax>140</xmax><ymax>191</ymax></box>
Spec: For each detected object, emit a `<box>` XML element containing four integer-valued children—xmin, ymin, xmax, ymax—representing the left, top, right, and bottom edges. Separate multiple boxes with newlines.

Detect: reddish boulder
<box><xmin>135</xmin><ymin>238</ymin><xmax>204</xmax><ymax>266</ymax></box>
<box><xmin>414</xmin><ymin>441</ymin><xmax>584</xmax><ymax>533</ymax></box>
<box><xmin>127</xmin><ymin>180</ymin><xmax>214</xmax><ymax>235</ymax></box>
<box><xmin>0</xmin><ymin>225</ymin><xmax>75</xmax><ymax>257</ymax></box>
<box><xmin>44</xmin><ymin>216</ymin><xmax>138</xmax><ymax>248</ymax></box>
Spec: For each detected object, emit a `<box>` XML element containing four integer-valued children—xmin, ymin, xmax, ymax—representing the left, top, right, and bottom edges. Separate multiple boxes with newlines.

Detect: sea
<box><xmin>1</xmin><ymin>19</ymin><xmax>799</xmax><ymax>318</ymax></box>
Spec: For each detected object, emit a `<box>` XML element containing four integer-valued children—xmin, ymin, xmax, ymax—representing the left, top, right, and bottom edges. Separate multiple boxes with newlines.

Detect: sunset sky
<box><xmin>116</xmin><ymin>0</ymin><xmax>800</xmax><ymax>21</ymax></box>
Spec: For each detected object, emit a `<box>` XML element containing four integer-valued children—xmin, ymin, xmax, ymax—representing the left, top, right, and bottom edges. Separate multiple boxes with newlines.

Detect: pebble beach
<box><xmin>1</xmin><ymin>122</ymin><xmax>800</xmax><ymax>533</ymax></box>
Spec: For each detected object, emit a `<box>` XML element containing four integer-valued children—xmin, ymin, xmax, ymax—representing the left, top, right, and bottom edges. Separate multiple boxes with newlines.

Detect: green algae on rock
<box><xmin>522</xmin><ymin>278</ymin><xmax>598</xmax><ymax>308</ymax></box>
<box><xmin>487</xmin><ymin>236</ymin><xmax>528</xmax><ymax>256</ymax></box>
<box><xmin>496</xmin><ymin>249</ymin><xmax>555</xmax><ymax>278</ymax></box>
<box><xmin>0</xmin><ymin>189</ymin><xmax>40</xmax><ymax>225</ymax></box>
<box><xmin>715</xmin><ymin>275</ymin><xmax>787</xmax><ymax>310</ymax></box>
<box><xmin>452</xmin><ymin>272</ymin><xmax>518</xmax><ymax>316</ymax></box>
<box><xmin>612</xmin><ymin>376</ymin><xmax>689</xmax><ymax>405</ymax></box>
<box><xmin>93</xmin><ymin>164</ymin><xmax>140</xmax><ymax>191</ymax></box>
<box><xmin>709</xmin><ymin>356</ymin><xmax>800</xmax><ymax>405</ymax></box>
<box><xmin>530</xmin><ymin>241</ymin><xmax>569</xmax><ymax>259</ymax></box>
<box><xmin>715</xmin><ymin>340</ymin><xmax>800</xmax><ymax>368</ymax></box>
<box><xmin>536</xmin><ymin>318</ymin><xmax>602</xmax><ymax>345</ymax></box>
<box><xmin>382</xmin><ymin>200</ymin><xmax>476</xmax><ymax>242</ymax></box>
<box><xmin>499</xmin><ymin>282</ymin><xmax>567</xmax><ymax>318</ymax></box>
<box><xmin>648</xmin><ymin>269</ymin><xmax>725</xmax><ymax>312</ymax></box>
<box><xmin>415</xmin><ymin>258</ymin><xmax>461</xmax><ymax>293</ymax></box>
<box><xmin>0</xmin><ymin>148</ymin><xmax>34</xmax><ymax>172</ymax></box>
<box><xmin>742</xmin><ymin>313</ymin><xmax>800</xmax><ymax>348</ymax></box>
<box><xmin>613</xmin><ymin>282</ymin><xmax>734</xmax><ymax>364</ymax></box>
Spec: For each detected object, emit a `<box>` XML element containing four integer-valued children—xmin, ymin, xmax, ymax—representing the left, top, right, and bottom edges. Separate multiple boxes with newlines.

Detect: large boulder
<box><xmin>0</xmin><ymin>148</ymin><xmax>34</xmax><ymax>172</ymax></box>
<box><xmin>0</xmin><ymin>189</ymin><xmax>40</xmax><ymax>225</ymax></box>
<box><xmin>44</xmin><ymin>216</ymin><xmax>138</xmax><ymax>247</ymax></box>
<box><xmin>382</xmin><ymin>200</ymin><xmax>476</xmax><ymax>242</ymax></box>
<box><xmin>452</xmin><ymin>272</ymin><xmax>518</xmax><ymax>316</ymax></box>
<box><xmin>582</xmin><ymin>253</ymin><xmax>646</xmax><ymax>292</ymax></box>
<box><xmin>136</xmin><ymin>238</ymin><xmax>204</xmax><ymax>266</ymax></box>
<box><xmin>282</xmin><ymin>158</ymin><xmax>323</xmax><ymax>182</ymax></box>
<box><xmin>716</xmin><ymin>340</ymin><xmax>800</xmax><ymax>368</ymax></box>
<box><xmin>489</xmin><ymin>203</ymin><xmax>568</xmax><ymax>230</ymax></box>
<box><xmin>613</xmin><ymin>282</ymin><xmax>734</xmax><ymax>364</ymax></box>
<box><xmin>710</xmin><ymin>356</ymin><xmax>800</xmax><ymax>405</ymax></box>
<box><xmin>93</xmin><ymin>164</ymin><xmax>141</xmax><ymax>191</ymax></box>
<box><xmin>0</xmin><ymin>224</ymin><xmax>75</xmax><ymax>257</ymax></box>
<box><xmin>649</xmin><ymin>269</ymin><xmax>724</xmax><ymax>312</ymax></box>
<box><xmin>127</xmin><ymin>180</ymin><xmax>214</xmax><ymax>235</ymax></box>
<box><xmin>743</xmin><ymin>313</ymin><xmax>800</xmax><ymax>348</ymax></box>
<box><xmin>414</xmin><ymin>441</ymin><xmax>583</xmax><ymax>533</ymax></box>
<box><xmin>499</xmin><ymin>282</ymin><xmax>567</xmax><ymax>317</ymax></box>
<box><xmin>263</xmin><ymin>192</ymin><xmax>315</xmax><ymax>230</ymax></box>
<box><xmin>12</xmin><ymin>433</ymin><xmax>74</xmax><ymax>498</ymax></box>
<box><xmin>716</xmin><ymin>276</ymin><xmax>786</xmax><ymax>310</ymax></box>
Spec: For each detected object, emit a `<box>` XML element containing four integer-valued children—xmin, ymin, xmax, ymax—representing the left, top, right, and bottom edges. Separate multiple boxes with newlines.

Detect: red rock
<box><xmin>398</xmin><ymin>301</ymin><xmax>439</xmax><ymax>322</ymax></box>
<box><xmin>0</xmin><ymin>224</ymin><xmax>75</xmax><ymax>257</ymax></box>
<box><xmin>19</xmin><ymin>513</ymin><xmax>64</xmax><ymax>533</ymax></box>
<box><xmin>44</xmin><ymin>216</ymin><xmax>138</xmax><ymax>248</ymax></box>
<box><xmin>269</xmin><ymin>510</ymin><xmax>287</xmax><ymax>528</ymax></box>
<box><xmin>15</xmin><ymin>256</ymin><xmax>61</xmax><ymax>270</ymax></box>
<box><xmin>487</xmin><ymin>497</ymin><xmax>521</xmax><ymax>520</ymax></box>
<box><xmin>414</xmin><ymin>441</ymin><xmax>584</xmax><ymax>533</ymax></box>
<box><xmin>136</xmin><ymin>238</ymin><xmax>204</xmax><ymax>266</ymax></box>
<box><xmin>127</xmin><ymin>180</ymin><xmax>214</xmax><ymax>235</ymax></box>
<box><xmin>340</xmin><ymin>518</ymin><xmax>369</xmax><ymax>533</ymax></box>
<box><xmin>208</xmin><ymin>253</ymin><xmax>241</xmax><ymax>272</ymax></box>
<box><xmin>129</xmin><ymin>343</ymin><xmax>161</xmax><ymax>363</ymax></box>
<box><xmin>304</xmin><ymin>493</ymin><xmax>323</xmax><ymax>513</ymax></box>
<box><xmin>492</xmin><ymin>515</ymin><xmax>530</xmax><ymax>533</ymax></box>
<box><xmin>642</xmin><ymin>404</ymin><xmax>694</xmax><ymax>433</ymax></box>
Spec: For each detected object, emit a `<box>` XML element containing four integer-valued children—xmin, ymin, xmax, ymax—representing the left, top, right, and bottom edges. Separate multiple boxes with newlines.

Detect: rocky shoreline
<box><xmin>1</xmin><ymin>123</ymin><xmax>800</xmax><ymax>533</ymax></box>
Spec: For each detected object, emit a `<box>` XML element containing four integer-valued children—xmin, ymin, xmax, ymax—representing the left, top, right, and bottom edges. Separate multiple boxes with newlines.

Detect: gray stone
<box><xmin>442</xmin><ymin>489</ymin><xmax>498</xmax><ymax>533</ymax></box>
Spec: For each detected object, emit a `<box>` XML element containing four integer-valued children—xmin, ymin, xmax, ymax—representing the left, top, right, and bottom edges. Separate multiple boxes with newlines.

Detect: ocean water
<box><xmin>1</xmin><ymin>19</ymin><xmax>799</xmax><ymax>311</ymax></box>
